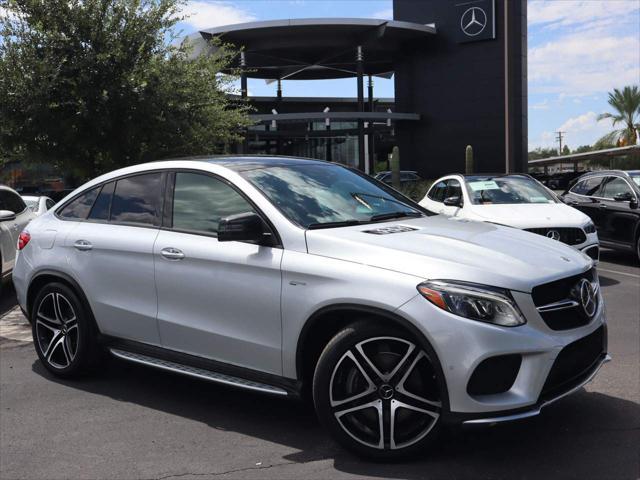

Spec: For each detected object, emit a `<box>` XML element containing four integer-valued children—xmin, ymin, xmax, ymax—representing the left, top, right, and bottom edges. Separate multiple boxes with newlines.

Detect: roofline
<box><xmin>200</xmin><ymin>18</ymin><xmax>437</xmax><ymax>36</ymax></box>
<box><xmin>528</xmin><ymin>145</ymin><xmax>640</xmax><ymax>166</ymax></box>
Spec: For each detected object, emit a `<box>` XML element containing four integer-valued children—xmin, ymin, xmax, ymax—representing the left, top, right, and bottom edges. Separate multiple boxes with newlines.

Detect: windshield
<box><xmin>465</xmin><ymin>176</ymin><xmax>558</xmax><ymax>205</ymax></box>
<box><xmin>23</xmin><ymin>198</ymin><xmax>38</xmax><ymax>209</ymax></box>
<box><xmin>629</xmin><ymin>173</ymin><xmax>640</xmax><ymax>187</ymax></box>
<box><xmin>242</xmin><ymin>164</ymin><xmax>423</xmax><ymax>228</ymax></box>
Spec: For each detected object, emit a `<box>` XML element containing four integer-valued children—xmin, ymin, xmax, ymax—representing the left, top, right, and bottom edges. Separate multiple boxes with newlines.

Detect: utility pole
<box><xmin>555</xmin><ymin>131</ymin><xmax>565</xmax><ymax>155</ymax></box>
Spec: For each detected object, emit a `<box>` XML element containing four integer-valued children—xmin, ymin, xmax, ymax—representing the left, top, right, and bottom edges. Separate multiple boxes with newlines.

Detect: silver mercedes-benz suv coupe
<box><xmin>13</xmin><ymin>157</ymin><xmax>609</xmax><ymax>459</ymax></box>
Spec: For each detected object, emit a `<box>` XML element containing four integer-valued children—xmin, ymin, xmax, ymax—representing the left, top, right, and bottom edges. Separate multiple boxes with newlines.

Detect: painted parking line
<box><xmin>598</xmin><ymin>268</ymin><xmax>640</xmax><ymax>280</ymax></box>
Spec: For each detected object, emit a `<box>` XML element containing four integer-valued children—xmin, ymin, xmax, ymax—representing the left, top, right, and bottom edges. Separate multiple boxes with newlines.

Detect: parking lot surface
<box><xmin>1</xmin><ymin>250</ymin><xmax>638</xmax><ymax>480</ymax></box>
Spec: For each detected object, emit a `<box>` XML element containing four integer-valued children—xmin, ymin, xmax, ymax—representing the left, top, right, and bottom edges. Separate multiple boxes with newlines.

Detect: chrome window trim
<box><xmin>569</xmin><ymin>174</ymin><xmax>638</xmax><ymax>202</ymax></box>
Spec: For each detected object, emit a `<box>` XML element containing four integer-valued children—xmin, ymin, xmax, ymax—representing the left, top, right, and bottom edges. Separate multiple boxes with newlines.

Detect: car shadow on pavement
<box><xmin>599</xmin><ymin>249</ymin><xmax>639</xmax><ymax>268</ymax></box>
<box><xmin>31</xmin><ymin>357</ymin><xmax>640</xmax><ymax>479</ymax></box>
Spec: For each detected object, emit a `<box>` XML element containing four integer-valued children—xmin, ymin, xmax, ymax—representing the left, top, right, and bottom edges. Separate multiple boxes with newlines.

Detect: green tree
<box><xmin>561</xmin><ymin>145</ymin><xmax>570</xmax><ymax>155</ymax></box>
<box><xmin>0</xmin><ymin>0</ymin><xmax>252</xmax><ymax>180</ymax></box>
<box><xmin>528</xmin><ymin>147</ymin><xmax>558</xmax><ymax>160</ymax></box>
<box><xmin>597</xmin><ymin>85</ymin><xmax>640</xmax><ymax>147</ymax></box>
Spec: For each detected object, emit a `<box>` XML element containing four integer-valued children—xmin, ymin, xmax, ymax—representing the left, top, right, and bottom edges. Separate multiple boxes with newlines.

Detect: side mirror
<box><xmin>218</xmin><ymin>212</ymin><xmax>272</xmax><ymax>245</ymax></box>
<box><xmin>0</xmin><ymin>210</ymin><xmax>16</xmax><ymax>222</ymax></box>
<box><xmin>443</xmin><ymin>196</ymin><xmax>462</xmax><ymax>207</ymax></box>
<box><xmin>613</xmin><ymin>192</ymin><xmax>633</xmax><ymax>202</ymax></box>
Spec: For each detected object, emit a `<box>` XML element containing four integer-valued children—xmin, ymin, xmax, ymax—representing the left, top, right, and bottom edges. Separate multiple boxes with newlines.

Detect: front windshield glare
<box><xmin>242</xmin><ymin>164</ymin><xmax>421</xmax><ymax>228</ymax></box>
<box><xmin>466</xmin><ymin>177</ymin><xmax>557</xmax><ymax>205</ymax></box>
<box><xmin>630</xmin><ymin>174</ymin><xmax>640</xmax><ymax>187</ymax></box>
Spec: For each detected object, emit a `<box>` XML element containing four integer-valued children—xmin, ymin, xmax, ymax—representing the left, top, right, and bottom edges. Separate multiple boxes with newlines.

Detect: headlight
<box><xmin>583</xmin><ymin>221</ymin><xmax>596</xmax><ymax>234</ymax></box>
<box><xmin>417</xmin><ymin>281</ymin><xmax>526</xmax><ymax>327</ymax></box>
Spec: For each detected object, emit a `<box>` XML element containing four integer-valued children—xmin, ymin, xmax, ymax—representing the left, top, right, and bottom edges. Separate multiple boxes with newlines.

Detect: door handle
<box><xmin>73</xmin><ymin>240</ymin><xmax>93</xmax><ymax>251</ymax></box>
<box><xmin>598</xmin><ymin>204</ymin><xmax>607</xmax><ymax>209</ymax></box>
<box><xmin>160</xmin><ymin>247</ymin><xmax>185</xmax><ymax>260</ymax></box>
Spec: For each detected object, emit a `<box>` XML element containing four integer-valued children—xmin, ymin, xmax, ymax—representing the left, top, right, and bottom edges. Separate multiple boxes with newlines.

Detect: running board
<box><xmin>109</xmin><ymin>348</ymin><xmax>288</xmax><ymax>396</ymax></box>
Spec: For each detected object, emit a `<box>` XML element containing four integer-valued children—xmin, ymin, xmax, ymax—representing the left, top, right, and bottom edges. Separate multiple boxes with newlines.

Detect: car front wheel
<box><xmin>313</xmin><ymin>321</ymin><xmax>443</xmax><ymax>460</ymax></box>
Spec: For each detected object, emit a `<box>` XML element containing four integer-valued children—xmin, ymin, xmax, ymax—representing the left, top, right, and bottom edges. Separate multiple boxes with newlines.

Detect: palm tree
<box><xmin>597</xmin><ymin>86</ymin><xmax>640</xmax><ymax>147</ymax></box>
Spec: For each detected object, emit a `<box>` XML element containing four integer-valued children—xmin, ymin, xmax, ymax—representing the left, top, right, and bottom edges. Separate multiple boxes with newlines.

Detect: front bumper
<box><xmin>459</xmin><ymin>352</ymin><xmax>610</xmax><ymax>425</ymax></box>
<box><xmin>397</xmin><ymin>285</ymin><xmax>608</xmax><ymax>419</ymax></box>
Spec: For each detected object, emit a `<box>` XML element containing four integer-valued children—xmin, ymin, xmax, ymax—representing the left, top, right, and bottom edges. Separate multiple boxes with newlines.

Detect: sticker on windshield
<box><xmin>529</xmin><ymin>196</ymin><xmax>553</xmax><ymax>203</ymax></box>
<box><xmin>468</xmin><ymin>181</ymin><xmax>500</xmax><ymax>191</ymax></box>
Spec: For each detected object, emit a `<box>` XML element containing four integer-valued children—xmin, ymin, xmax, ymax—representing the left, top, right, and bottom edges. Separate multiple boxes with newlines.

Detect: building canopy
<box><xmin>190</xmin><ymin>18</ymin><xmax>435</xmax><ymax>80</ymax></box>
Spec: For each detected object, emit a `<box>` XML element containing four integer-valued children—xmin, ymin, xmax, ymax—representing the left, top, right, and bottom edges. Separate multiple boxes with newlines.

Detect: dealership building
<box><xmin>190</xmin><ymin>0</ymin><xmax>527</xmax><ymax>178</ymax></box>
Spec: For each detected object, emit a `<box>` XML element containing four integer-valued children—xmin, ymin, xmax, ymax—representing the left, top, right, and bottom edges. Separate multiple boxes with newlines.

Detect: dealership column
<box><xmin>356</xmin><ymin>45</ymin><xmax>365</xmax><ymax>171</ymax></box>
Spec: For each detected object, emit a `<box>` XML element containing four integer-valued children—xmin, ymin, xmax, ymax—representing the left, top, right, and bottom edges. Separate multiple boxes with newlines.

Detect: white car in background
<box><xmin>22</xmin><ymin>195</ymin><xmax>55</xmax><ymax>216</ymax></box>
<box><xmin>419</xmin><ymin>174</ymin><xmax>600</xmax><ymax>261</ymax></box>
<box><xmin>1</xmin><ymin>185</ymin><xmax>36</xmax><ymax>283</ymax></box>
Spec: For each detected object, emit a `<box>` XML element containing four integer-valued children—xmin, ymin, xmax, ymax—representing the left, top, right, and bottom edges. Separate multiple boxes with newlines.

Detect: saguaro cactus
<box><xmin>391</xmin><ymin>146</ymin><xmax>401</xmax><ymax>189</ymax></box>
<box><xmin>465</xmin><ymin>145</ymin><xmax>474</xmax><ymax>174</ymax></box>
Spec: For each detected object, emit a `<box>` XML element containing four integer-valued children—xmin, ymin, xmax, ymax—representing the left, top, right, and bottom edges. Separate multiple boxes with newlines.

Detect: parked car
<box><xmin>374</xmin><ymin>170</ymin><xmax>422</xmax><ymax>185</ymax></box>
<box><xmin>22</xmin><ymin>195</ymin><xmax>55</xmax><ymax>216</ymax></box>
<box><xmin>547</xmin><ymin>171</ymin><xmax>588</xmax><ymax>191</ymax></box>
<box><xmin>562</xmin><ymin>170</ymin><xmax>640</xmax><ymax>262</ymax></box>
<box><xmin>1</xmin><ymin>185</ymin><xmax>36</xmax><ymax>284</ymax></box>
<box><xmin>13</xmin><ymin>157</ymin><xmax>607</xmax><ymax>459</ymax></box>
<box><xmin>419</xmin><ymin>174</ymin><xmax>600</xmax><ymax>261</ymax></box>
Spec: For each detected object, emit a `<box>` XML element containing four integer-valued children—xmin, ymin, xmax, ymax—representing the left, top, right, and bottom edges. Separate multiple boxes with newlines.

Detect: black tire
<box><xmin>636</xmin><ymin>233</ymin><xmax>640</xmax><ymax>264</ymax></box>
<box><xmin>313</xmin><ymin>321</ymin><xmax>444</xmax><ymax>460</ymax></box>
<box><xmin>31</xmin><ymin>282</ymin><xmax>101</xmax><ymax>377</ymax></box>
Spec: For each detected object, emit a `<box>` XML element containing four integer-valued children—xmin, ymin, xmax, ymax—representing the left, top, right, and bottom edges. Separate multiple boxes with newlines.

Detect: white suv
<box><xmin>419</xmin><ymin>174</ymin><xmax>600</xmax><ymax>262</ymax></box>
<box><xmin>13</xmin><ymin>157</ymin><xmax>608</xmax><ymax>459</ymax></box>
<box><xmin>1</xmin><ymin>185</ymin><xmax>36</xmax><ymax>284</ymax></box>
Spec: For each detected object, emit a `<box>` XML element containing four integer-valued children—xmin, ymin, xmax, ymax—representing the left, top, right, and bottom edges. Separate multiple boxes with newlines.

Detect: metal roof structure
<box><xmin>191</xmin><ymin>18</ymin><xmax>436</xmax><ymax>80</ymax></box>
<box><xmin>528</xmin><ymin>145</ymin><xmax>640</xmax><ymax>167</ymax></box>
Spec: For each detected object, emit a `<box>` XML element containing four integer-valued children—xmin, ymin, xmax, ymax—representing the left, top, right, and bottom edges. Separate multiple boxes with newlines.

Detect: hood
<box><xmin>467</xmin><ymin>203</ymin><xmax>590</xmax><ymax>229</ymax></box>
<box><xmin>305</xmin><ymin>216</ymin><xmax>592</xmax><ymax>293</ymax></box>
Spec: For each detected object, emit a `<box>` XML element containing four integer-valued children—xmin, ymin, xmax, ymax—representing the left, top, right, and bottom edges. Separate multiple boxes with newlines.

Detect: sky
<box><xmin>175</xmin><ymin>0</ymin><xmax>640</xmax><ymax>152</ymax></box>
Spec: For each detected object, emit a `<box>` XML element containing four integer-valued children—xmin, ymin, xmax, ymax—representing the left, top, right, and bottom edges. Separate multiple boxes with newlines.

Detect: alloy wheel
<box><xmin>35</xmin><ymin>292</ymin><xmax>79</xmax><ymax>369</ymax></box>
<box><xmin>329</xmin><ymin>336</ymin><xmax>441</xmax><ymax>450</ymax></box>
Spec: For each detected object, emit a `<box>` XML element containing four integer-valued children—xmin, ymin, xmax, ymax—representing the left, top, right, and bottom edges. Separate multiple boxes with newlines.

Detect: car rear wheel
<box><xmin>313</xmin><ymin>321</ymin><xmax>443</xmax><ymax>460</ymax></box>
<box><xmin>31</xmin><ymin>282</ymin><xmax>101</xmax><ymax>377</ymax></box>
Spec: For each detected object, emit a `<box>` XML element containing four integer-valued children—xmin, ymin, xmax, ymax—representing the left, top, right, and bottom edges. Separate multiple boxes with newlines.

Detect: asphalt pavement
<box><xmin>1</xmin><ymin>249</ymin><xmax>638</xmax><ymax>480</ymax></box>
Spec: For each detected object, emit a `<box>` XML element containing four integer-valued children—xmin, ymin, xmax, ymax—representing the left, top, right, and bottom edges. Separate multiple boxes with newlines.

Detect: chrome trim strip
<box><xmin>537</xmin><ymin>299</ymin><xmax>579</xmax><ymax>313</ymax></box>
<box><xmin>110</xmin><ymin>348</ymin><xmax>288</xmax><ymax>396</ymax></box>
<box><xmin>462</xmin><ymin>354</ymin><xmax>611</xmax><ymax>425</ymax></box>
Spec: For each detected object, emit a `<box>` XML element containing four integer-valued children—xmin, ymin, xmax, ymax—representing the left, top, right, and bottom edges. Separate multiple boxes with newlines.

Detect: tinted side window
<box><xmin>0</xmin><ymin>190</ymin><xmax>27</xmax><ymax>213</ymax></box>
<box><xmin>88</xmin><ymin>181</ymin><xmax>115</xmax><ymax>221</ymax></box>
<box><xmin>45</xmin><ymin>199</ymin><xmax>55</xmax><ymax>210</ymax></box>
<box><xmin>58</xmin><ymin>187</ymin><xmax>100</xmax><ymax>220</ymax></box>
<box><xmin>601</xmin><ymin>177</ymin><xmax>633</xmax><ymax>198</ymax></box>
<box><xmin>446</xmin><ymin>180</ymin><xmax>462</xmax><ymax>199</ymax></box>
<box><xmin>572</xmin><ymin>177</ymin><xmax>604</xmax><ymax>196</ymax></box>
<box><xmin>172</xmin><ymin>172</ymin><xmax>255</xmax><ymax>234</ymax></box>
<box><xmin>110</xmin><ymin>173</ymin><xmax>163</xmax><ymax>226</ymax></box>
<box><xmin>428</xmin><ymin>181</ymin><xmax>447</xmax><ymax>202</ymax></box>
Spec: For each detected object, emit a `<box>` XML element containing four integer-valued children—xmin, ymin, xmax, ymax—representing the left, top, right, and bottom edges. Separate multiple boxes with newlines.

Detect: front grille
<box><xmin>532</xmin><ymin>268</ymin><xmax>598</xmax><ymax>330</ymax></box>
<box><xmin>525</xmin><ymin>227</ymin><xmax>586</xmax><ymax>246</ymax></box>
<box><xmin>540</xmin><ymin>326</ymin><xmax>606</xmax><ymax>401</ymax></box>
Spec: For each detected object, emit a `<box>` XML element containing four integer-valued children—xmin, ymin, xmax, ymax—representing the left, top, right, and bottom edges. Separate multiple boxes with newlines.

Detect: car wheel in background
<box><xmin>313</xmin><ymin>321</ymin><xmax>443</xmax><ymax>460</ymax></box>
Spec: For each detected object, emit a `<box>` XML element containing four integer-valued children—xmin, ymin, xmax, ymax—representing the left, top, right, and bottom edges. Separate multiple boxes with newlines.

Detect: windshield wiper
<box><xmin>370</xmin><ymin>211</ymin><xmax>423</xmax><ymax>222</ymax></box>
<box><xmin>307</xmin><ymin>219</ymin><xmax>365</xmax><ymax>230</ymax></box>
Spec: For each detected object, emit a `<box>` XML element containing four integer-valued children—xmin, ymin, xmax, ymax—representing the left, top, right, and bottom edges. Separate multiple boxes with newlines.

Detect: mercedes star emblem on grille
<box><xmin>547</xmin><ymin>230</ymin><xmax>561</xmax><ymax>241</ymax></box>
<box><xmin>578</xmin><ymin>278</ymin><xmax>597</xmax><ymax>318</ymax></box>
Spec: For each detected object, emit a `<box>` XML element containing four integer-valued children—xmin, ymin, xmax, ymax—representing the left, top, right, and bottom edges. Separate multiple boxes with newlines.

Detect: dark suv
<box><xmin>562</xmin><ymin>170</ymin><xmax>640</xmax><ymax>261</ymax></box>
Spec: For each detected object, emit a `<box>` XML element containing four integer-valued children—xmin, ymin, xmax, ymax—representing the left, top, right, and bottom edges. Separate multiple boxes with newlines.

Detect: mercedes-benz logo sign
<box><xmin>546</xmin><ymin>230</ymin><xmax>561</xmax><ymax>241</ymax></box>
<box><xmin>578</xmin><ymin>278</ymin><xmax>597</xmax><ymax>318</ymax></box>
<box><xmin>461</xmin><ymin>7</ymin><xmax>487</xmax><ymax>37</ymax></box>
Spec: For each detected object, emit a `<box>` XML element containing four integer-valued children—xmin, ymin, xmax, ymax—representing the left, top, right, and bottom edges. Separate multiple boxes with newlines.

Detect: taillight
<box><xmin>17</xmin><ymin>231</ymin><xmax>31</xmax><ymax>250</ymax></box>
